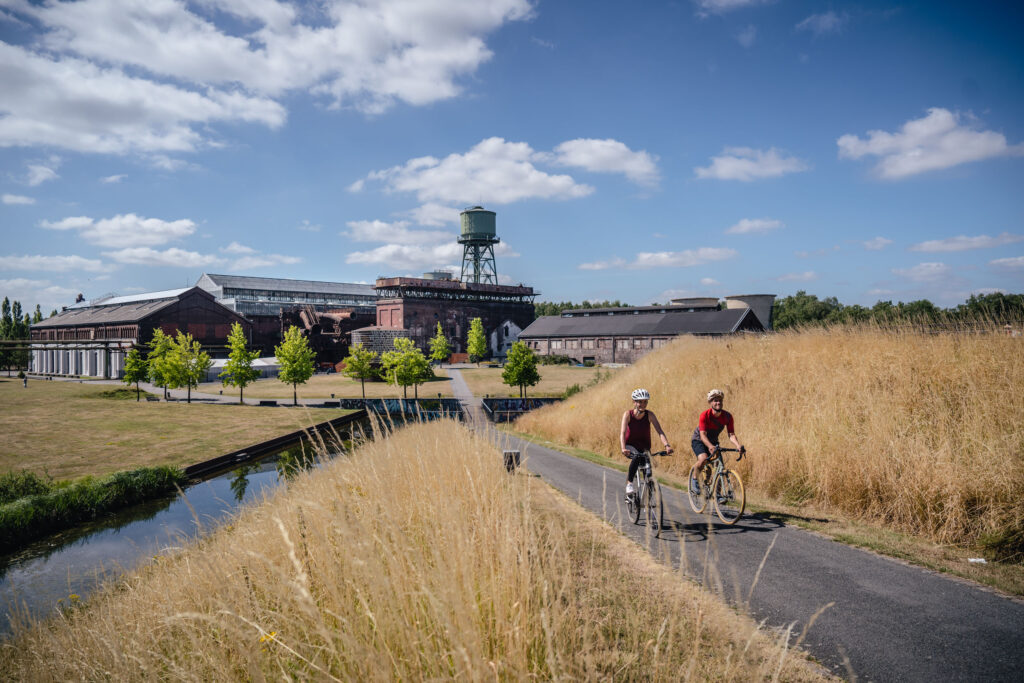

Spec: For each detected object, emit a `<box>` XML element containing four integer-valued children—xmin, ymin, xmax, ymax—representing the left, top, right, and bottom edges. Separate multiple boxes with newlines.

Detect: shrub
<box><xmin>0</xmin><ymin>466</ymin><xmax>187</xmax><ymax>552</ymax></box>
<box><xmin>0</xmin><ymin>470</ymin><xmax>51</xmax><ymax>505</ymax></box>
<box><xmin>538</xmin><ymin>354</ymin><xmax>572</xmax><ymax>365</ymax></box>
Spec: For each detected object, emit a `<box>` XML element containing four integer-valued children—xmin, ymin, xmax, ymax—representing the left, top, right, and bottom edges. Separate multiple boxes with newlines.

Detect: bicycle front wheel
<box><xmin>646</xmin><ymin>480</ymin><xmax>664</xmax><ymax>537</ymax></box>
<box><xmin>687</xmin><ymin>464</ymin><xmax>708</xmax><ymax>513</ymax></box>
<box><xmin>713</xmin><ymin>469</ymin><xmax>745</xmax><ymax>525</ymax></box>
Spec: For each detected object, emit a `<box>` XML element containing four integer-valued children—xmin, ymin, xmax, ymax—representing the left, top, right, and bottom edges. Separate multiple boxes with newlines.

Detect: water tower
<box><xmin>458</xmin><ymin>206</ymin><xmax>499</xmax><ymax>284</ymax></box>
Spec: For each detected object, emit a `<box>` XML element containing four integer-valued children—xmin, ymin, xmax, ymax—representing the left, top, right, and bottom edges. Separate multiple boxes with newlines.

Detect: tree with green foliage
<box><xmin>275</xmin><ymin>325</ymin><xmax>315</xmax><ymax>406</ymax></box>
<box><xmin>31</xmin><ymin>305</ymin><xmax>42</xmax><ymax>324</ymax></box>
<box><xmin>219</xmin><ymin>322</ymin><xmax>261</xmax><ymax>404</ymax></box>
<box><xmin>428</xmin><ymin>322</ymin><xmax>451</xmax><ymax>365</ymax></box>
<box><xmin>342</xmin><ymin>343</ymin><xmax>378</xmax><ymax>399</ymax></box>
<box><xmin>147</xmin><ymin>328</ymin><xmax>174</xmax><ymax>400</ymax></box>
<box><xmin>49</xmin><ymin>309</ymin><xmax>57</xmax><ymax>318</ymax></box>
<box><xmin>122</xmin><ymin>348</ymin><xmax>149</xmax><ymax>401</ymax></box>
<box><xmin>380</xmin><ymin>337</ymin><xmax>432</xmax><ymax>399</ymax></box>
<box><xmin>169</xmin><ymin>330</ymin><xmax>211</xmax><ymax>404</ymax></box>
<box><xmin>0</xmin><ymin>297</ymin><xmax>11</xmax><ymax>374</ymax></box>
<box><xmin>534</xmin><ymin>300</ymin><xmax>631</xmax><ymax>317</ymax></box>
<box><xmin>502</xmin><ymin>341</ymin><xmax>540</xmax><ymax>398</ymax></box>
<box><xmin>467</xmin><ymin>317</ymin><xmax>487</xmax><ymax>365</ymax></box>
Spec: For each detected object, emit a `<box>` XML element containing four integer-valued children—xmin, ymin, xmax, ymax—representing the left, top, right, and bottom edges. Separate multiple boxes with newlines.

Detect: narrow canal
<box><xmin>0</xmin><ymin>448</ymin><xmax>310</xmax><ymax>637</ymax></box>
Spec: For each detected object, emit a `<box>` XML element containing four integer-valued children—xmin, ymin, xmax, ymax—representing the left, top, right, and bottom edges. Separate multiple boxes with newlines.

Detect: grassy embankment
<box><xmin>0</xmin><ymin>421</ymin><xmax>829</xmax><ymax>681</ymax></box>
<box><xmin>0</xmin><ymin>380</ymin><xmax>352</xmax><ymax>481</ymax></box>
<box><xmin>198</xmin><ymin>372</ymin><xmax>456</xmax><ymax>399</ymax></box>
<box><xmin>456</xmin><ymin>364</ymin><xmax>613</xmax><ymax>397</ymax></box>
<box><xmin>517</xmin><ymin>325</ymin><xmax>1024</xmax><ymax>591</ymax></box>
<box><xmin>0</xmin><ymin>466</ymin><xmax>186</xmax><ymax>553</ymax></box>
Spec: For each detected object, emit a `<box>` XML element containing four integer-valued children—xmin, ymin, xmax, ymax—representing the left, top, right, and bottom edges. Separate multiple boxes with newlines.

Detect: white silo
<box><xmin>724</xmin><ymin>294</ymin><xmax>776</xmax><ymax>330</ymax></box>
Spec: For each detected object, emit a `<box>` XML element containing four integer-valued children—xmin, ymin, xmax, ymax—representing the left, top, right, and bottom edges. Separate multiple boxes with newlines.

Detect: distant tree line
<box><xmin>534</xmin><ymin>300</ymin><xmax>631</xmax><ymax>317</ymax></box>
<box><xmin>772</xmin><ymin>291</ymin><xmax>1024</xmax><ymax>330</ymax></box>
<box><xmin>0</xmin><ymin>298</ymin><xmax>47</xmax><ymax>375</ymax></box>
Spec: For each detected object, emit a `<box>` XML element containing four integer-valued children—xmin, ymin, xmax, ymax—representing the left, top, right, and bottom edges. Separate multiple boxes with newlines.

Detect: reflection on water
<box><xmin>0</xmin><ymin>447</ymin><xmax>316</xmax><ymax>638</ymax></box>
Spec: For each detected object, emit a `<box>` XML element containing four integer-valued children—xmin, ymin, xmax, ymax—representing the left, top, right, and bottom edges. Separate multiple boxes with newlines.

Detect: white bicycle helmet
<box><xmin>631</xmin><ymin>388</ymin><xmax>650</xmax><ymax>401</ymax></box>
<box><xmin>707</xmin><ymin>388</ymin><xmax>724</xmax><ymax>401</ymax></box>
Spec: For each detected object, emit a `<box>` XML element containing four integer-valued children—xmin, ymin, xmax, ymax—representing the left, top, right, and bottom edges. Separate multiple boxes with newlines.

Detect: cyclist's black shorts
<box><xmin>691</xmin><ymin>438</ymin><xmax>714</xmax><ymax>458</ymax></box>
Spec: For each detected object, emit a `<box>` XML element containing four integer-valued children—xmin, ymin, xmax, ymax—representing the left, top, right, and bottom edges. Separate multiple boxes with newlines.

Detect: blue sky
<box><xmin>1</xmin><ymin>0</ymin><xmax>1022</xmax><ymax>313</ymax></box>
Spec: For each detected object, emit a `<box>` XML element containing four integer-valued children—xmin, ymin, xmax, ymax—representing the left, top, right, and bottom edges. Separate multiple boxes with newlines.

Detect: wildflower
<box><xmin>258</xmin><ymin>631</ymin><xmax>277</xmax><ymax>643</ymax></box>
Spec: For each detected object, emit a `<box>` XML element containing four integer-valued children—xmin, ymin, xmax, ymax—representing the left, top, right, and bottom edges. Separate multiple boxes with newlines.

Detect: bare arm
<box><xmin>647</xmin><ymin>411</ymin><xmax>673</xmax><ymax>453</ymax></box>
<box><xmin>620</xmin><ymin>410</ymin><xmax>631</xmax><ymax>456</ymax></box>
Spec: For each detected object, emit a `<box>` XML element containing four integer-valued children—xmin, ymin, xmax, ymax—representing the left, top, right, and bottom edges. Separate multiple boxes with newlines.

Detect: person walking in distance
<box><xmin>620</xmin><ymin>388</ymin><xmax>673</xmax><ymax>501</ymax></box>
<box><xmin>691</xmin><ymin>388</ymin><xmax>745</xmax><ymax>494</ymax></box>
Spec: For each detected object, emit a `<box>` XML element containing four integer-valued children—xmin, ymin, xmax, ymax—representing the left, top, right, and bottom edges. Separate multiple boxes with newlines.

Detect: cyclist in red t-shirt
<box><xmin>690</xmin><ymin>388</ymin><xmax>745</xmax><ymax>494</ymax></box>
<box><xmin>620</xmin><ymin>388</ymin><xmax>673</xmax><ymax>501</ymax></box>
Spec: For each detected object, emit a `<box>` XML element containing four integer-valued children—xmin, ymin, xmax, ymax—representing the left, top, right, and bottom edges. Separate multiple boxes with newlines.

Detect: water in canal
<box><xmin>0</xmin><ymin>447</ymin><xmax>319</xmax><ymax>637</ymax></box>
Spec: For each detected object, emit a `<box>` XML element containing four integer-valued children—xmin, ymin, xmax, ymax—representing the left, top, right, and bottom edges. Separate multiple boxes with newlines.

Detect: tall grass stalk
<box><xmin>518</xmin><ymin>324</ymin><xmax>1024</xmax><ymax>553</ymax></box>
<box><xmin>0</xmin><ymin>421</ymin><xmax>826</xmax><ymax>680</ymax></box>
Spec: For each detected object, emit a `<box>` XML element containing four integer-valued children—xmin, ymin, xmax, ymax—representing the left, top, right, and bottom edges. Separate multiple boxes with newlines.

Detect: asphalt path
<box><xmin>447</xmin><ymin>370</ymin><xmax>1024</xmax><ymax>682</ymax></box>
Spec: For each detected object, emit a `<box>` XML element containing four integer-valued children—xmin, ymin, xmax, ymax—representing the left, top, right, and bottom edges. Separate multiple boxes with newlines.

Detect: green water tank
<box><xmin>459</xmin><ymin>206</ymin><xmax>497</xmax><ymax>242</ymax></box>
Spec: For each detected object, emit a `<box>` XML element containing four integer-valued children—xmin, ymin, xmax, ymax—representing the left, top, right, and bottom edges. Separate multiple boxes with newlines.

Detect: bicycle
<box><xmin>625</xmin><ymin>449</ymin><xmax>669</xmax><ymax>537</ymax></box>
<box><xmin>687</xmin><ymin>446</ymin><xmax>746</xmax><ymax>525</ymax></box>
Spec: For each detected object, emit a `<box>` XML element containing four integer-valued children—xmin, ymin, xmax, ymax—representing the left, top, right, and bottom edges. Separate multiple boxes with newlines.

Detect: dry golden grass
<box><xmin>0</xmin><ymin>379</ymin><xmax>350</xmax><ymax>480</ymax></box>
<box><xmin>0</xmin><ymin>421</ymin><xmax>829</xmax><ymax>681</ymax></box>
<box><xmin>198</xmin><ymin>372</ymin><xmax>455</xmax><ymax>399</ymax></box>
<box><xmin>517</xmin><ymin>325</ymin><xmax>1024</xmax><ymax>551</ymax></box>
<box><xmin>457</xmin><ymin>364</ymin><xmax>613</xmax><ymax>397</ymax></box>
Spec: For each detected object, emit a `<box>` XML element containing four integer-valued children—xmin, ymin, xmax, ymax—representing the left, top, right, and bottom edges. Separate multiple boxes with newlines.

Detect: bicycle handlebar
<box><xmin>714</xmin><ymin>446</ymin><xmax>746</xmax><ymax>461</ymax></box>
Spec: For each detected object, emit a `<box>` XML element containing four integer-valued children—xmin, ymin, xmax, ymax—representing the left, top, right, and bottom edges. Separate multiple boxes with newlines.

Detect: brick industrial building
<box><xmin>518</xmin><ymin>296</ymin><xmax>770</xmax><ymax>365</ymax></box>
<box><xmin>29</xmin><ymin>287</ymin><xmax>249</xmax><ymax>378</ymax></box>
<box><xmin>352</xmin><ymin>274</ymin><xmax>536</xmax><ymax>355</ymax></box>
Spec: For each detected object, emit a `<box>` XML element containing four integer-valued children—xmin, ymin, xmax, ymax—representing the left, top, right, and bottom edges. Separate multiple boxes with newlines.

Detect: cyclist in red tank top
<box><xmin>620</xmin><ymin>388</ymin><xmax>673</xmax><ymax>499</ymax></box>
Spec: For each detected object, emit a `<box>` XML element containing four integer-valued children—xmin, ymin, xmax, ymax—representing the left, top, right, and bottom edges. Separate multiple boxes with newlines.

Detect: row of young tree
<box><xmin>122</xmin><ymin>323</ymin><xmax>316</xmax><ymax>405</ymax></box>
<box><xmin>772</xmin><ymin>291</ymin><xmax>1024</xmax><ymax>330</ymax></box>
<box><xmin>0</xmin><ymin>298</ymin><xmax>49</xmax><ymax>375</ymax></box>
<box><xmin>343</xmin><ymin>319</ymin><xmax>541</xmax><ymax>399</ymax></box>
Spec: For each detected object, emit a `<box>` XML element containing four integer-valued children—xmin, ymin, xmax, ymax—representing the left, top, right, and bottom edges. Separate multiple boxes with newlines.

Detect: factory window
<box><xmin>633</xmin><ymin>338</ymin><xmax>647</xmax><ymax>349</ymax></box>
<box><xmin>568</xmin><ymin>339</ymin><xmax>579</xmax><ymax>349</ymax></box>
<box><xmin>504</xmin><ymin>325</ymin><xmax>509</xmax><ymax>336</ymax></box>
<box><xmin>582</xmin><ymin>339</ymin><xmax>595</xmax><ymax>349</ymax></box>
<box><xmin>617</xmin><ymin>339</ymin><xmax>629</xmax><ymax>350</ymax></box>
<box><xmin>652</xmin><ymin>338</ymin><xmax>665</xmax><ymax>348</ymax></box>
<box><xmin>551</xmin><ymin>340</ymin><xmax>563</xmax><ymax>350</ymax></box>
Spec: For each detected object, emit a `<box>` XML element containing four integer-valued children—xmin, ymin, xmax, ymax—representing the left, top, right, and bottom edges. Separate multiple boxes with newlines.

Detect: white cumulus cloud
<box><xmin>2</xmin><ymin>194</ymin><xmax>35</xmax><ymax>205</ymax></box>
<box><xmin>725</xmin><ymin>218</ymin><xmax>782</xmax><ymax>234</ymax></box>
<box><xmin>892</xmin><ymin>262</ymin><xmax>953</xmax><ymax>282</ymax></box>
<box><xmin>345</xmin><ymin>243</ymin><xmax>464</xmax><ymax>271</ymax></box>
<box><xmin>0</xmin><ymin>278</ymin><xmax>80</xmax><ymax>311</ymax></box>
<box><xmin>552</xmin><ymin>138</ymin><xmax>659</xmax><ymax>186</ymax></box>
<box><xmin>795</xmin><ymin>12</ymin><xmax>848</xmax><ymax>36</ymax></box>
<box><xmin>408</xmin><ymin>203</ymin><xmax>461</xmax><ymax>227</ymax></box>
<box><xmin>104</xmin><ymin>247</ymin><xmax>221</xmax><ymax>268</ymax></box>
<box><xmin>990</xmin><ymin>256</ymin><xmax>1024</xmax><ymax>268</ymax></box>
<box><xmin>695</xmin><ymin>147</ymin><xmax>810</xmax><ymax>181</ymax></box>
<box><xmin>345</xmin><ymin>220</ymin><xmax>451</xmax><ymax>245</ymax></box>
<box><xmin>862</xmin><ymin>237</ymin><xmax>893</xmax><ymax>250</ymax></box>
<box><xmin>629</xmin><ymin>248</ymin><xmax>737</xmax><ymax>269</ymax></box>
<box><xmin>910</xmin><ymin>232</ymin><xmax>1024</xmax><ymax>252</ymax></box>
<box><xmin>578</xmin><ymin>257</ymin><xmax>626</xmax><ymax>271</ymax></box>
<box><xmin>40</xmin><ymin>213</ymin><xmax>196</xmax><ymax>248</ymax></box>
<box><xmin>837</xmin><ymin>108</ymin><xmax>1024</xmax><ymax>179</ymax></box>
<box><xmin>0</xmin><ymin>254</ymin><xmax>105</xmax><ymax>272</ymax></box>
<box><xmin>0</xmin><ymin>0</ymin><xmax>530</xmax><ymax>156</ymax></box>
<box><xmin>365</xmin><ymin>137</ymin><xmax>593</xmax><ymax>204</ymax></box>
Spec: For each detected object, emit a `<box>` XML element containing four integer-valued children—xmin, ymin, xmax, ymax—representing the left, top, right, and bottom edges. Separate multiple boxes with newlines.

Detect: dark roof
<box><xmin>519</xmin><ymin>308</ymin><xmax>760</xmax><ymax>338</ymax></box>
<box><xmin>31</xmin><ymin>287</ymin><xmax>209</xmax><ymax>328</ymax></box>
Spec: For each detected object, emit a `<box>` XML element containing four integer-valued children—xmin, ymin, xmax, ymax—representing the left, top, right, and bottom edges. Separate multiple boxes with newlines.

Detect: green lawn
<box><xmin>0</xmin><ymin>378</ymin><xmax>352</xmax><ymax>481</ymax></box>
<box><xmin>454</xmin><ymin>365</ymin><xmax>615</xmax><ymax>397</ymax></box>
<box><xmin>198</xmin><ymin>372</ymin><xmax>455</xmax><ymax>399</ymax></box>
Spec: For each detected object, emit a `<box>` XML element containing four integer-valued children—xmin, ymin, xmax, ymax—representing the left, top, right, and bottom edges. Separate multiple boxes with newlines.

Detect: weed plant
<box><xmin>0</xmin><ymin>470</ymin><xmax>51</xmax><ymax>505</ymax></box>
<box><xmin>0</xmin><ymin>466</ymin><xmax>186</xmax><ymax>552</ymax></box>
<box><xmin>517</xmin><ymin>324</ymin><xmax>1024</xmax><ymax>558</ymax></box>
<box><xmin>0</xmin><ymin>421</ymin><xmax>827</xmax><ymax>680</ymax></box>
